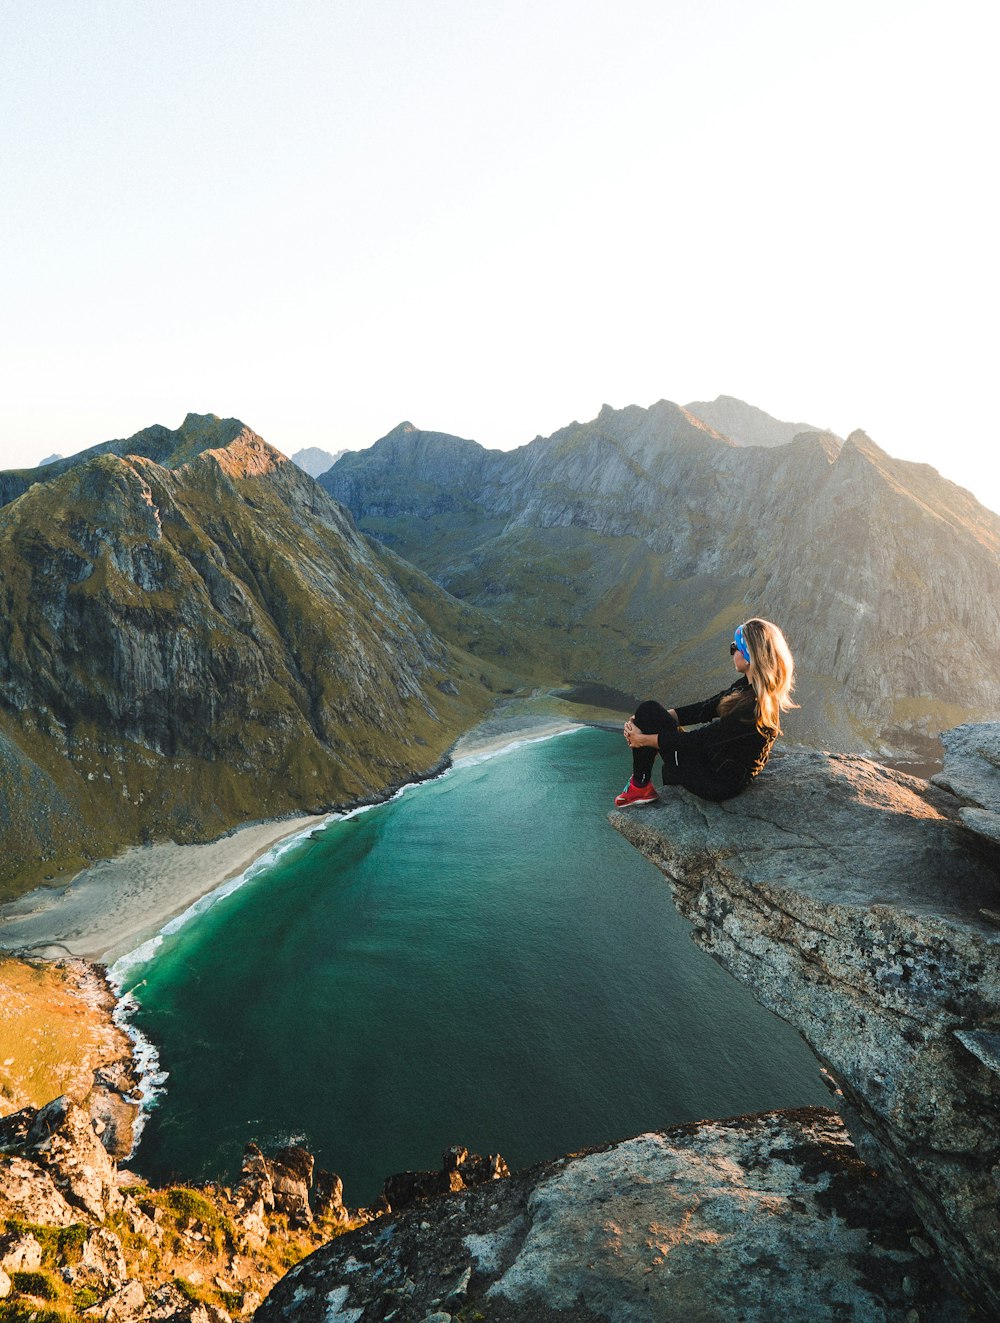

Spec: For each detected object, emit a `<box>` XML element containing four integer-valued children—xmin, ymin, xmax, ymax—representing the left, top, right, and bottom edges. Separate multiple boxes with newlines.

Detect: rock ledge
<box><xmin>610</xmin><ymin>728</ymin><xmax>1000</xmax><ymax>1315</ymax></box>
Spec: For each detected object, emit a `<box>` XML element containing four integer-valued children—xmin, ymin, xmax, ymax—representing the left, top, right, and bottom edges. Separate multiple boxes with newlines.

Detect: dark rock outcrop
<box><xmin>379</xmin><ymin>1144</ymin><xmax>510</xmax><ymax>1214</ymax></box>
<box><xmin>610</xmin><ymin>730</ymin><xmax>1000</xmax><ymax>1314</ymax></box>
<box><xmin>256</xmin><ymin>1109</ymin><xmax>969</xmax><ymax>1322</ymax></box>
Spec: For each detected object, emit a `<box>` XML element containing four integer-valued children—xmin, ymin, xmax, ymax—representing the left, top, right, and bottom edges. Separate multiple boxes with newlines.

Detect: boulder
<box><xmin>122</xmin><ymin>1191</ymin><xmax>163</xmax><ymax>1245</ymax></box>
<box><xmin>0</xmin><ymin>1230</ymin><xmax>43</xmax><ymax>1271</ymax></box>
<box><xmin>610</xmin><ymin>738</ymin><xmax>1000</xmax><ymax>1315</ymax></box>
<box><xmin>233</xmin><ymin>1143</ymin><xmax>274</xmax><ymax>1214</ymax></box>
<box><xmin>0</xmin><ymin>1267</ymin><xmax>10</xmax><ymax>1298</ymax></box>
<box><xmin>312</xmin><ymin>1170</ymin><xmax>350</xmax><ymax>1227</ymax></box>
<box><xmin>144</xmin><ymin>1282</ymin><xmax>226</xmax><ymax>1322</ymax></box>
<box><xmin>88</xmin><ymin>1278</ymin><xmax>146</xmax><ymax>1322</ymax></box>
<box><xmin>933</xmin><ymin>722</ymin><xmax>1000</xmax><ymax>853</ymax></box>
<box><xmin>80</xmin><ymin>1227</ymin><xmax>128</xmax><ymax>1284</ymax></box>
<box><xmin>268</xmin><ymin>1145</ymin><xmax>314</xmax><ymax>1226</ymax></box>
<box><xmin>255</xmin><ymin>1109</ymin><xmax>968</xmax><ymax>1322</ymax></box>
<box><xmin>87</xmin><ymin>1079</ymin><xmax>139</xmax><ymax>1160</ymax></box>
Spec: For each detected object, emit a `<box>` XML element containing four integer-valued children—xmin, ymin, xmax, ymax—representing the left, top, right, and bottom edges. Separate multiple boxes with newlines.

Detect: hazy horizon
<box><xmin>2</xmin><ymin>0</ymin><xmax>997</xmax><ymax>510</ymax></box>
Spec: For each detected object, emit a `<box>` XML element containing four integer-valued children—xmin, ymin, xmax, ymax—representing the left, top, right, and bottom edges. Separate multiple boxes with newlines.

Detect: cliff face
<box><xmin>320</xmin><ymin>399</ymin><xmax>1000</xmax><ymax>753</ymax></box>
<box><xmin>610</xmin><ymin>724</ymin><xmax>1000</xmax><ymax>1314</ymax></box>
<box><xmin>0</xmin><ymin>416</ymin><xmax>525</xmax><ymax>897</ymax></box>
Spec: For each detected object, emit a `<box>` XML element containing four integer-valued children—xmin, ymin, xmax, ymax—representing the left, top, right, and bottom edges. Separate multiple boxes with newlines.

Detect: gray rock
<box><xmin>237</xmin><ymin>1290</ymin><xmax>261</xmax><ymax>1317</ymax></box>
<box><xmin>144</xmin><ymin>1281</ymin><xmax>222</xmax><ymax>1322</ymax></box>
<box><xmin>610</xmin><ymin>738</ymin><xmax>1000</xmax><ymax>1315</ymax></box>
<box><xmin>0</xmin><ymin>1266</ymin><xmax>10</xmax><ymax>1298</ymax></box>
<box><xmin>0</xmin><ymin>1230</ymin><xmax>43</xmax><ymax>1271</ymax></box>
<box><xmin>268</xmin><ymin>1145</ymin><xmax>314</xmax><ymax>1227</ymax></box>
<box><xmin>313</xmin><ymin>1169</ymin><xmax>350</xmax><ymax>1227</ymax></box>
<box><xmin>934</xmin><ymin>722</ymin><xmax>1000</xmax><ymax>813</ymax></box>
<box><xmin>234</xmin><ymin>1141</ymin><xmax>315</xmax><ymax>1229</ymax></box>
<box><xmin>255</xmin><ymin>1109</ymin><xmax>967</xmax><ymax>1323</ymax></box>
<box><xmin>81</xmin><ymin>1227</ymin><xmax>128</xmax><ymax>1284</ymax></box>
<box><xmin>92</xmin><ymin>1278</ymin><xmax>146</xmax><ymax>1322</ymax></box>
<box><xmin>0</xmin><ymin>1153</ymin><xmax>79</xmax><ymax>1225</ymax></box>
<box><xmin>933</xmin><ymin>722</ymin><xmax>1000</xmax><ymax>851</ymax></box>
<box><xmin>87</xmin><ymin>1077</ymin><xmax>140</xmax><ymax>1160</ymax></box>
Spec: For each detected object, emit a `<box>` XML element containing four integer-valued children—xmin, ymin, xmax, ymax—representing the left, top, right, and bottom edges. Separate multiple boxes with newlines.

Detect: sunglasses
<box><xmin>729</xmin><ymin>642</ymin><xmax>739</xmax><ymax>655</ymax></box>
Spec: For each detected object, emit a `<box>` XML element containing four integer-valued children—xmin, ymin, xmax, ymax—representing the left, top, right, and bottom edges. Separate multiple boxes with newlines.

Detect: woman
<box><xmin>614</xmin><ymin>618</ymin><xmax>797</xmax><ymax>806</ymax></box>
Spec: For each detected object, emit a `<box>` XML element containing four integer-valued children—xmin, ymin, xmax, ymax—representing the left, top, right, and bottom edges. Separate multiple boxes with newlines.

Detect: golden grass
<box><xmin>0</xmin><ymin>957</ymin><xmax>130</xmax><ymax>1116</ymax></box>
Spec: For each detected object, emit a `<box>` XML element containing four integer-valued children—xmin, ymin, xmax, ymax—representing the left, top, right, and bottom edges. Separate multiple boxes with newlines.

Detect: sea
<box><xmin>113</xmin><ymin>726</ymin><xmax>830</xmax><ymax>1204</ymax></box>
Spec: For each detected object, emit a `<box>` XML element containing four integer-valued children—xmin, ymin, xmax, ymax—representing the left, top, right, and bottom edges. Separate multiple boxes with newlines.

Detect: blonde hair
<box><xmin>720</xmin><ymin>617</ymin><xmax>797</xmax><ymax>734</ymax></box>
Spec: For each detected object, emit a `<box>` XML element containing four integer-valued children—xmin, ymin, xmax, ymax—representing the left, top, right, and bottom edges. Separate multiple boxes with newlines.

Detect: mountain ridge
<box><xmin>320</xmin><ymin>397</ymin><xmax>1000</xmax><ymax>752</ymax></box>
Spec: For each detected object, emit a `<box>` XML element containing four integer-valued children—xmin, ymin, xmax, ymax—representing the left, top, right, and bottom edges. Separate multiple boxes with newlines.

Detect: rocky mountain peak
<box><xmin>381</xmin><ymin>421</ymin><xmax>419</xmax><ymax>441</ymax></box>
<box><xmin>685</xmin><ymin>395</ymin><xmax>829</xmax><ymax>449</ymax></box>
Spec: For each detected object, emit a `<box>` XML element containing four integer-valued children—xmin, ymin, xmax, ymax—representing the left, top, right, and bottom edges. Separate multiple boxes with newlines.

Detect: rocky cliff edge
<box><xmin>609</xmin><ymin>723</ymin><xmax>1000</xmax><ymax>1316</ymax></box>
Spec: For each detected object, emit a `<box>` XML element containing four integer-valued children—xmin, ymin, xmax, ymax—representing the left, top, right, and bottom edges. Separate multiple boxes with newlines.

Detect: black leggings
<box><xmin>631</xmin><ymin>701</ymin><xmax>678</xmax><ymax>785</ymax></box>
<box><xmin>631</xmin><ymin>700</ymin><xmax>742</xmax><ymax>803</ymax></box>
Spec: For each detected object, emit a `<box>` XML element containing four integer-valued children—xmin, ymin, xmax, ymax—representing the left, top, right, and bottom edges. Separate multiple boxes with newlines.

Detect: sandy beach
<box><xmin>0</xmin><ymin>694</ymin><xmax>618</xmax><ymax>970</ymax></box>
<box><xmin>0</xmin><ymin>814</ymin><xmax>326</xmax><ymax>966</ymax></box>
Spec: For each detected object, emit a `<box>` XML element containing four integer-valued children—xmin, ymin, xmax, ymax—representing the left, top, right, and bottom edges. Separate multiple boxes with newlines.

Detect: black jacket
<box><xmin>657</xmin><ymin>676</ymin><xmax>776</xmax><ymax>800</ymax></box>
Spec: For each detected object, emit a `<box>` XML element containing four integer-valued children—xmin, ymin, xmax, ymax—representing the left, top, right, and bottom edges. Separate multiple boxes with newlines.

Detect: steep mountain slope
<box><xmin>0</xmin><ymin>417</ymin><xmax>528</xmax><ymax>898</ymax></box>
<box><xmin>320</xmin><ymin>400</ymin><xmax>1000</xmax><ymax>753</ymax></box>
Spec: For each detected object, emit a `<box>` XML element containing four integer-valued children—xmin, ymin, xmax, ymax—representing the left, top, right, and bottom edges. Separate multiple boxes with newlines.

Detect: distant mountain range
<box><xmin>290</xmin><ymin>446</ymin><xmax>348</xmax><ymax>477</ymax></box>
<box><xmin>320</xmin><ymin>397</ymin><xmax>1000</xmax><ymax>754</ymax></box>
<box><xmin>2</xmin><ymin>396</ymin><xmax>996</xmax><ymax>895</ymax></box>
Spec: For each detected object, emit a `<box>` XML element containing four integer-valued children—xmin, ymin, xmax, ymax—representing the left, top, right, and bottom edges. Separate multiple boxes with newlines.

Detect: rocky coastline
<box><xmin>0</xmin><ymin>1067</ymin><xmax>509</xmax><ymax>1323</ymax></box>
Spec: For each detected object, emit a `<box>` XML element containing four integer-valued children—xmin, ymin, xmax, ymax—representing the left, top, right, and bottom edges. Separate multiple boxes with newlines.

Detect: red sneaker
<box><xmin>614</xmin><ymin>778</ymin><xmax>659</xmax><ymax>808</ymax></box>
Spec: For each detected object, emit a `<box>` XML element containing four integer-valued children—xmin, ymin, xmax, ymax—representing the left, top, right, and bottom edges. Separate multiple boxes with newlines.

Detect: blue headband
<box><xmin>733</xmin><ymin>625</ymin><xmax>751</xmax><ymax>665</ymax></box>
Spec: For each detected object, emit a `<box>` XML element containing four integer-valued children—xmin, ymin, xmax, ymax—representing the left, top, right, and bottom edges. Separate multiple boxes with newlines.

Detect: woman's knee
<box><xmin>634</xmin><ymin>700</ymin><xmax>675</xmax><ymax>732</ymax></box>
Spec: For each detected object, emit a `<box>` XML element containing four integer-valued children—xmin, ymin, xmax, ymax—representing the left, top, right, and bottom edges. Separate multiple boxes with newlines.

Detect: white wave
<box><xmin>106</xmin><ymin>981</ymin><xmax>169</xmax><ymax>1154</ymax></box>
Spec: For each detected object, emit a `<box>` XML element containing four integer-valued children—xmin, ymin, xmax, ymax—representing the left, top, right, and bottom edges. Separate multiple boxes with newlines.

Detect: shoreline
<box><xmin>0</xmin><ymin>814</ymin><xmax>329</xmax><ymax>967</ymax></box>
<box><xmin>0</xmin><ymin>702</ymin><xmax>597</xmax><ymax>971</ymax></box>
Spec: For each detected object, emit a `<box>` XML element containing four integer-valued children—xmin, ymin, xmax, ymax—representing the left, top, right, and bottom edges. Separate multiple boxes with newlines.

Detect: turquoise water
<box><xmin>120</xmin><ymin>728</ymin><xmax>829</xmax><ymax>1204</ymax></box>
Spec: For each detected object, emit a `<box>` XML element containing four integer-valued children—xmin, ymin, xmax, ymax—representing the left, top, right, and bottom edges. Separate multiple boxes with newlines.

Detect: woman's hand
<box><xmin>623</xmin><ymin>719</ymin><xmax>646</xmax><ymax>748</ymax></box>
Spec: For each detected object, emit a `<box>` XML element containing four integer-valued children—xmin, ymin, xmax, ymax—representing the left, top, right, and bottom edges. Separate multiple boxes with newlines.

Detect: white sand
<box><xmin>0</xmin><ymin>815</ymin><xmax>325</xmax><ymax>965</ymax></box>
<box><xmin>451</xmin><ymin>716</ymin><xmax>580</xmax><ymax>762</ymax></box>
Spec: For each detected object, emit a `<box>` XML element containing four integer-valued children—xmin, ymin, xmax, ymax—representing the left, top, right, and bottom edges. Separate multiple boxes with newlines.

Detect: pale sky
<box><xmin>2</xmin><ymin>0</ymin><xmax>998</xmax><ymax>512</ymax></box>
